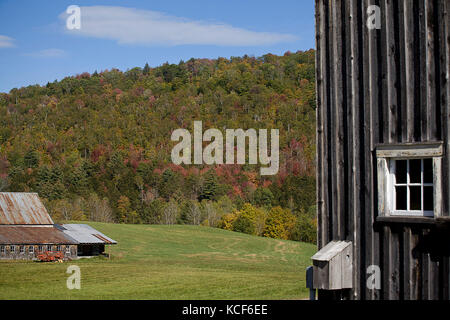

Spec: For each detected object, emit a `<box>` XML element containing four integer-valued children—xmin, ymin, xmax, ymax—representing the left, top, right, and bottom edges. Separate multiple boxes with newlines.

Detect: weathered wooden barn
<box><xmin>59</xmin><ymin>224</ymin><xmax>116</xmax><ymax>257</ymax></box>
<box><xmin>0</xmin><ymin>192</ymin><xmax>116</xmax><ymax>260</ymax></box>
<box><xmin>313</xmin><ymin>0</ymin><xmax>449</xmax><ymax>299</ymax></box>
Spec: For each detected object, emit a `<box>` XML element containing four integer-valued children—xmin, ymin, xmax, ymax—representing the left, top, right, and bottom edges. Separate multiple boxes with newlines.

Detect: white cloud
<box><xmin>60</xmin><ymin>6</ymin><xmax>298</xmax><ymax>46</ymax></box>
<box><xmin>24</xmin><ymin>48</ymin><xmax>66</xmax><ymax>58</ymax></box>
<box><xmin>0</xmin><ymin>35</ymin><xmax>15</xmax><ymax>48</ymax></box>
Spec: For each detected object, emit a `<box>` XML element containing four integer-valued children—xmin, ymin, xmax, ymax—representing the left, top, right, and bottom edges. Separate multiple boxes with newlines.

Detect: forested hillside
<box><xmin>0</xmin><ymin>50</ymin><xmax>317</xmax><ymax>243</ymax></box>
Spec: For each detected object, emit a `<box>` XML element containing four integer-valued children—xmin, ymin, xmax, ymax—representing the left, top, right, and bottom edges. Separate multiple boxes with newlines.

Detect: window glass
<box><xmin>424</xmin><ymin>186</ymin><xmax>434</xmax><ymax>211</ymax></box>
<box><xmin>396</xmin><ymin>186</ymin><xmax>407</xmax><ymax>210</ymax></box>
<box><xmin>393</xmin><ymin>158</ymin><xmax>435</xmax><ymax>215</ymax></box>
<box><xmin>409</xmin><ymin>159</ymin><xmax>421</xmax><ymax>184</ymax></box>
<box><xmin>410</xmin><ymin>186</ymin><xmax>421</xmax><ymax>210</ymax></box>
<box><xmin>395</xmin><ymin>160</ymin><xmax>407</xmax><ymax>184</ymax></box>
<box><xmin>423</xmin><ymin>159</ymin><xmax>433</xmax><ymax>184</ymax></box>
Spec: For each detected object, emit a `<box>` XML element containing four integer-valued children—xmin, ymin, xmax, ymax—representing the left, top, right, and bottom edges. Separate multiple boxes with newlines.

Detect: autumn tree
<box><xmin>201</xmin><ymin>200</ymin><xmax>220</xmax><ymax>227</ymax></box>
<box><xmin>186</xmin><ymin>200</ymin><xmax>202</xmax><ymax>225</ymax></box>
<box><xmin>162</xmin><ymin>199</ymin><xmax>179</xmax><ymax>225</ymax></box>
<box><xmin>263</xmin><ymin>206</ymin><xmax>296</xmax><ymax>240</ymax></box>
<box><xmin>87</xmin><ymin>193</ymin><xmax>114</xmax><ymax>223</ymax></box>
<box><xmin>219</xmin><ymin>212</ymin><xmax>238</xmax><ymax>231</ymax></box>
<box><xmin>231</xmin><ymin>203</ymin><xmax>266</xmax><ymax>236</ymax></box>
<box><xmin>117</xmin><ymin>196</ymin><xmax>131</xmax><ymax>223</ymax></box>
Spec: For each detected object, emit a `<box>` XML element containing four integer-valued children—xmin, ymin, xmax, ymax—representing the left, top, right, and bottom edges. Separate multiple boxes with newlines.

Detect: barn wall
<box><xmin>315</xmin><ymin>0</ymin><xmax>450</xmax><ymax>299</ymax></box>
<box><xmin>0</xmin><ymin>244</ymin><xmax>77</xmax><ymax>260</ymax></box>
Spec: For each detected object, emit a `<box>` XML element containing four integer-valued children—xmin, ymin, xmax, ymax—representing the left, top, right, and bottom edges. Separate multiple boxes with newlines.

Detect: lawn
<box><xmin>0</xmin><ymin>222</ymin><xmax>316</xmax><ymax>300</ymax></box>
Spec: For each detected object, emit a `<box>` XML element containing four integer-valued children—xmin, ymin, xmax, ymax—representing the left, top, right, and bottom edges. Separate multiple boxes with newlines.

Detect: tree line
<box><xmin>0</xmin><ymin>50</ymin><xmax>317</xmax><ymax>243</ymax></box>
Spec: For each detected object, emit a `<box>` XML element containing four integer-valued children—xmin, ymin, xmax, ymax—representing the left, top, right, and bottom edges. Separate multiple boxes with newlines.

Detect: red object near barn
<box><xmin>36</xmin><ymin>251</ymin><xmax>64</xmax><ymax>262</ymax></box>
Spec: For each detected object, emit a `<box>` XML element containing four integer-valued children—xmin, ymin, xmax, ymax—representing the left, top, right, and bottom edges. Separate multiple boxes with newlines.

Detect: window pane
<box><xmin>424</xmin><ymin>159</ymin><xmax>433</xmax><ymax>184</ymax></box>
<box><xmin>410</xmin><ymin>186</ymin><xmax>421</xmax><ymax>210</ymax></box>
<box><xmin>396</xmin><ymin>186</ymin><xmax>407</xmax><ymax>210</ymax></box>
<box><xmin>395</xmin><ymin>160</ymin><xmax>407</xmax><ymax>184</ymax></box>
<box><xmin>424</xmin><ymin>186</ymin><xmax>434</xmax><ymax>211</ymax></box>
<box><xmin>409</xmin><ymin>159</ymin><xmax>422</xmax><ymax>183</ymax></box>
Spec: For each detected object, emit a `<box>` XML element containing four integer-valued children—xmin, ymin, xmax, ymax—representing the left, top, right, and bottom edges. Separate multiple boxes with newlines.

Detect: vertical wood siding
<box><xmin>315</xmin><ymin>0</ymin><xmax>449</xmax><ymax>300</ymax></box>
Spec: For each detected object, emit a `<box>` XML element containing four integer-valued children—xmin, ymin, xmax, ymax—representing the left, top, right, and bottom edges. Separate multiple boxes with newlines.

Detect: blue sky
<box><xmin>0</xmin><ymin>0</ymin><xmax>315</xmax><ymax>93</ymax></box>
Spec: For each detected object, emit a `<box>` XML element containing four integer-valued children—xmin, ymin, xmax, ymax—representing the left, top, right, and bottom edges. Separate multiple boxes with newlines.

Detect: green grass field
<box><xmin>0</xmin><ymin>222</ymin><xmax>316</xmax><ymax>300</ymax></box>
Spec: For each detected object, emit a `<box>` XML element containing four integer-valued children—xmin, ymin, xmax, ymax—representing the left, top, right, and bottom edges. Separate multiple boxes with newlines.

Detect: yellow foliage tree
<box><xmin>263</xmin><ymin>206</ymin><xmax>296</xmax><ymax>240</ymax></box>
<box><xmin>219</xmin><ymin>212</ymin><xmax>238</xmax><ymax>231</ymax></box>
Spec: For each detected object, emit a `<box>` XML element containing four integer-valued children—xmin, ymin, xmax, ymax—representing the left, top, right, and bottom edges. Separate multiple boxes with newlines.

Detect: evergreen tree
<box><xmin>199</xmin><ymin>171</ymin><xmax>218</xmax><ymax>201</ymax></box>
<box><xmin>143</xmin><ymin>63</ymin><xmax>151</xmax><ymax>75</ymax></box>
<box><xmin>24</xmin><ymin>150</ymin><xmax>39</xmax><ymax>168</ymax></box>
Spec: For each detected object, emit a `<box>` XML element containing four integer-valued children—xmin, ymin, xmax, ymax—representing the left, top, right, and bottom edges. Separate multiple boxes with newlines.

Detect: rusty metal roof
<box><xmin>0</xmin><ymin>226</ymin><xmax>78</xmax><ymax>244</ymax></box>
<box><xmin>0</xmin><ymin>193</ymin><xmax>54</xmax><ymax>225</ymax></box>
<box><xmin>92</xmin><ymin>234</ymin><xmax>115</xmax><ymax>244</ymax></box>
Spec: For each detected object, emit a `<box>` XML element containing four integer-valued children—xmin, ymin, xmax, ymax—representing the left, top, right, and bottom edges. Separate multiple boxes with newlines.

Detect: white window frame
<box><xmin>65</xmin><ymin>245</ymin><xmax>70</xmax><ymax>254</ymax></box>
<box><xmin>19</xmin><ymin>245</ymin><xmax>24</xmax><ymax>254</ymax></box>
<box><xmin>0</xmin><ymin>245</ymin><xmax>4</xmax><ymax>253</ymax></box>
<box><xmin>389</xmin><ymin>159</ymin><xmax>434</xmax><ymax>217</ymax></box>
<box><xmin>376</xmin><ymin>143</ymin><xmax>443</xmax><ymax>218</ymax></box>
<box><xmin>57</xmin><ymin>245</ymin><xmax>62</xmax><ymax>252</ymax></box>
<box><xmin>10</xmin><ymin>245</ymin><xmax>15</xmax><ymax>253</ymax></box>
<box><xmin>38</xmin><ymin>245</ymin><xmax>44</xmax><ymax>252</ymax></box>
<box><xmin>29</xmin><ymin>246</ymin><xmax>34</xmax><ymax>253</ymax></box>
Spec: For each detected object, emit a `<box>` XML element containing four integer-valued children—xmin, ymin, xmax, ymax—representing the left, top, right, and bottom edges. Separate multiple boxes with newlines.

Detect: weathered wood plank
<box><xmin>325</xmin><ymin>0</ymin><xmax>336</xmax><ymax>242</ymax></box>
<box><xmin>331</xmin><ymin>0</ymin><xmax>346</xmax><ymax>240</ymax></box>
<box><xmin>390</xmin><ymin>228</ymin><xmax>401</xmax><ymax>299</ymax></box>
<box><xmin>368</xmin><ymin>0</ymin><xmax>381</xmax><ymax>300</ymax></box>
<box><xmin>361</xmin><ymin>0</ymin><xmax>371</xmax><ymax>300</ymax></box>
<box><xmin>410</xmin><ymin>228</ymin><xmax>420</xmax><ymax>299</ymax></box>
<box><xmin>317</xmin><ymin>0</ymin><xmax>331</xmax><ymax>246</ymax></box>
<box><xmin>403</xmin><ymin>227</ymin><xmax>411</xmax><ymax>299</ymax></box>
<box><xmin>384</xmin><ymin>0</ymin><xmax>398</xmax><ymax>143</ymax></box>
<box><xmin>315</xmin><ymin>0</ymin><xmax>324</xmax><ymax>249</ymax></box>
<box><xmin>329</xmin><ymin>0</ymin><xmax>340</xmax><ymax>240</ymax></box>
<box><xmin>403</xmin><ymin>0</ymin><xmax>415</xmax><ymax>142</ymax></box>
<box><xmin>375</xmin><ymin>142</ymin><xmax>443</xmax><ymax>158</ymax></box>
<box><xmin>421</xmin><ymin>232</ymin><xmax>430</xmax><ymax>299</ymax></box>
<box><xmin>382</xmin><ymin>227</ymin><xmax>390</xmax><ymax>299</ymax></box>
<box><xmin>342</xmin><ymin>0</ymin><xmax>352</xmax><ymax>246</ymax></box>
<box><xmin>349</xmin><ymin>0</ymin><xmax>363</xmax><ymax>300</ymax></box>
<box><xmin>397</xmin><ymin>0</ymin><xmax>407</xmax><ymax>143</ymax></box>
<box><xmin>429</xmin><ymin>256</ymin><xmax>440</xmax><ymax>299</ymax></box>
<box><xmin>422</xmin><ymin>0</ymin><xmax>437</xmax><ymax>141</ymax></box>
<box><xmin>433</xmin><ymin>157</ymin><xmax>443</xmax><ymax>218</ymax></box>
